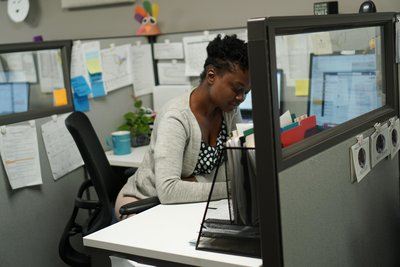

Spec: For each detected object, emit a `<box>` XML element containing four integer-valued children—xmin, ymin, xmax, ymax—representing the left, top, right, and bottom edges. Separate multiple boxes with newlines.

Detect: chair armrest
<box><xmin>75</xmin><ymin>198</ymin><xmax>100</xmax><ymax>209</ymax></box>
<box><xmin>119</xmin><ymin>196</ymin><xmax>160</xmax><ymax>215</ymax></box>
<box><xmin>77</xmin><ymin>179</ymin><xmax>93</xmax><ymax>197</ymax></box>
<box><xmin>123</xmin><ymin>167</ymin><xmax>137</xmax><ymax>179</ymax></box>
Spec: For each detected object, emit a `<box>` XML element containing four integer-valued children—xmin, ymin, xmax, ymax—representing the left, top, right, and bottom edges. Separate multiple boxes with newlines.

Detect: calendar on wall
<box><xmin>61</xmin><ymin>0</ymin><xmax>135</xmax><ymax>8</ymax></box>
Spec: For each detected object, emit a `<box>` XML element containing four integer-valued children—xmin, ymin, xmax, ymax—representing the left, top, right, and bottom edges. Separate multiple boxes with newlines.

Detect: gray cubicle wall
<box><xmin>0</xmin><ymin>35</ymin><xmax>150</xmax><ymax>267</ymax></box>
<box><xmin>279</xmin><ymin>127</ymin><xmax>400</xmax><ymax>266</ymax></box>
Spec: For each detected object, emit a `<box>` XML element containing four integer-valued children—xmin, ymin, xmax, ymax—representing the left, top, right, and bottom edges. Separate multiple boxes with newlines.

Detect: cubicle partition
<box><xmin>248</xmin><ymin>13</ymin><xmax>400</xmax><ymax>266</ymax></box>
<box><xmin>0</xmin><ymin>35</ymin><xmax>150</xmax><ymax>267</ymax></box>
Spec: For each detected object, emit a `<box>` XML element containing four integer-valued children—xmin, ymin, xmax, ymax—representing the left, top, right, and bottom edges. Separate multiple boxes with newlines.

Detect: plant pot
<box><xmin>131</xmin><ymin>133</ymin><xmax>150</xmax><ymax>147</ymax></box>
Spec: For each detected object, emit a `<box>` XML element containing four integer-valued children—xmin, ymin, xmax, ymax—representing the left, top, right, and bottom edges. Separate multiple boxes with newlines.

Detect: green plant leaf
<box><xmin>134</xmin><ymin>99</ymin><xmax>143</xmax><ymax>109</ymax></box>
<box><xmin>119</xmin><ymin>98</ymin><xmax>152</xmax><ymax>137</ymax></box>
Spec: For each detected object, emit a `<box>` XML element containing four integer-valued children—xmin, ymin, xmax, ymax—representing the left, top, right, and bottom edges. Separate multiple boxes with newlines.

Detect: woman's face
<box><xmin>208</xmin><ymin>66</ymin><xmax>251</xmax><ymax>112</ymax></box>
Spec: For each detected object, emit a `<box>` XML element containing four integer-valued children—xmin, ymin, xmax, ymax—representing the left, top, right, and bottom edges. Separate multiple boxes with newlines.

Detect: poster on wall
<box><xmin>61</xmin><ymin>0</ymin><xmax>135</xmax><ymax>8</ymax></box>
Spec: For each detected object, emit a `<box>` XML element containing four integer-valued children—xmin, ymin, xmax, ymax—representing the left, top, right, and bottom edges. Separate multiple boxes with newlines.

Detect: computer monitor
<box><xmin>240</xmin><ymin>69</ymin><xmax>283</xmax><ymax>121</ymax></box>
<box><xmin>0</xmin><ymin>40</ymin><xmax>73</xmax><ymax>125</ymax></box>
<box><xmin>308</xmin><ymin>53</ymin><xmax>382</xmax><ymax>128</ymax></box>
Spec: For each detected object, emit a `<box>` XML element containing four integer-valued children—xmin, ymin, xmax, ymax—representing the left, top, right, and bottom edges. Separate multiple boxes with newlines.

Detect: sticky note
<box><xmin>71</xmin><ymin>76</ymin><xmax>91</xmax><ymax>97</ymax></box>
<box><xmin>90</xmin><ymin>73</ymin><xmax>106</xmax><ymax>98</ymax></box>
<box><xmin>71</xmin><ymin>76</ymin><xmax>91</xmax><ymax>96</ymax></box>
<box><xmin>73</xmin><ymin>93</ymin><xmax>90</xmax><ymax>112</ymax></box>
<box><xmin>53</xmin><ymin>88</ymin><xmax>68</xmax><ymax>107</ymax></box>
<box><xmin>295</xmin><ymin>80</ymin><xmax>309</xmax><ymax>96</ymax></box>
<box><xmin>312</xmin><ymin>99</ymin><xmax>323</xmax><ymax>105</ymax></box>
<box><xmin>85</xmin><ymin>51</ymin><xmax>102</xmax><ymax>74</ymax></box>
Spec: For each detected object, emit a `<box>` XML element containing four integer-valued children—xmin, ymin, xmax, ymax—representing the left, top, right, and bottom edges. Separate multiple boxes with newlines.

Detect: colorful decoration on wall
<box><xmin>134</xmin><ymin>1</ymin><xmax>161</xmax><ymax>36</ymax></box>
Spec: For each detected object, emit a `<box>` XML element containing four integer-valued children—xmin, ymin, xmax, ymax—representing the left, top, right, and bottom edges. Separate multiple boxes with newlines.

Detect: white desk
<box><xmin>106</xmin><ymin>145</ymin><xmax>149</xmax><ymax>168</ymax></box>
<box><xmin>84</xmin><ymin>202</ymin><xmax>262</xmax><ymax>267</ymax></box>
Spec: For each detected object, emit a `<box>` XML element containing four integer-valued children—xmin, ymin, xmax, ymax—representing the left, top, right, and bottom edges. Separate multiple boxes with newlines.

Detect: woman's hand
<box><xmin>182</xmin><ymin>175</ymin><xmax>198</xmax><ymax>182</ymax></box>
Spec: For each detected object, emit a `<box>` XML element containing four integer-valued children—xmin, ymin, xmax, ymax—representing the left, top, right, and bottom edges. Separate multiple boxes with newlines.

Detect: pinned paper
<box><xmin>101</xmin><ymin>44</ymin><xmax>132</xmax><ymax>92</ymax></box>
<box><xmin>3</xmin><ymin>52</ymin><xmax>37</xmax><ymax>83</ymax></box>
<box><xmin>388</xmin><ymin>117</ymin><xmax>400</xmax><ymax>158</ymax></box>
<box><xmin>0</xmin><ymin>122</ymin><xmax>43</xmax><ymax>189</ymax></box>
<box><xmin>157</xmin><ymin>62</ymin><xmax>190</xmax><ymax>85</ymax></box>
<box><xmin>41</xmin><ymin>114</ymin><xmax>84</xmax><ymax>180</ymax></box>
<box><xmin>311</xmin><ymin>32</ymin><xmax>333</xmax><ymax>55</ymax></box>
<box><xmin>131</xmin><ymin>44</ymin><xmax>155</xmax><ymax>96</ymax></box>
<box><xmin>53</xmin><ymin>88</ymin><xmax>68</xmax><ymax>107</ymax></box>
<box><xmin>81</xmin><ymin>41</ymin><xmax>106</xmax><ymax>98</ymax></box>
<box><xmin>182</xmin><ymin>34</ymin><xmax>217</xmax><ymax>76</ymax></box>
<box><xmin>70</xmin><ymin>42</ymin><xmax>90</xmax><ymax>88</ymax></box>
<box><xmin>370</xmin><ymin>122</ymin><xmax>390</xmax><ymax>168</ymax></box>
<box><xmin>37</xmin><ymin>50</ymin><xmax>65</xmax><ymax>93</ymax></box>
<box><xmin>350</xmin><ymin>134</ymin><xmax>371</xmax><ymax>183</ymax></box>
<box><xmin>295</xmin><ymin>80</ymin><xmax>309</xmax><ymax>96</ymax></box>
<box><xmin>153</xmin><ymin>42</ymin><xmax>184</xmax><ymax>59</ymax></box>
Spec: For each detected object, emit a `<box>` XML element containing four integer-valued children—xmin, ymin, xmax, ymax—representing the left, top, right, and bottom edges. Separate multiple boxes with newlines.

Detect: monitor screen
<box><xmin>12</xmin><ymin>83</ymin><xmax>29</xmax><ymax>113</ymax></box>
<box><xmin>240</xmin><ymin>69</ymin><xmax>283</xmax><ymax>121</ymax></box>
<box><xmin>308</xmin><ymin>53</ymin><xmax>382</xmax><ymax>128</ymax></box>
<box><xmin>0</xmin><ymin>83</ymin><xmax>29</xmax><ymax>115</ymax></box>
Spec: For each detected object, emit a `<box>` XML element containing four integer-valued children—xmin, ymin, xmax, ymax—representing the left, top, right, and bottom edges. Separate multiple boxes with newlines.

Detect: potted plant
<box><xmin>118</xmin><ymin>98</ymin><xmax>154</xmax><ymax>147</ymax></box>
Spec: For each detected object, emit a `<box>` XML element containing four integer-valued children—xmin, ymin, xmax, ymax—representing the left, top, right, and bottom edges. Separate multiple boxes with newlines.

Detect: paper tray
<box><xmin>201</xmin><ymin>219</ymin><xmax>259</xmax><ymax>240</ymax></box>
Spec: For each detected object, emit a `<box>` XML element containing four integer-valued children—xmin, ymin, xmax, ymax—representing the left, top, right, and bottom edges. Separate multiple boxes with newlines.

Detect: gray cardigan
<box><xmin>122</xmin><ymin>91</ymin><xmax>241</xmax><ymax>204</ymax></box>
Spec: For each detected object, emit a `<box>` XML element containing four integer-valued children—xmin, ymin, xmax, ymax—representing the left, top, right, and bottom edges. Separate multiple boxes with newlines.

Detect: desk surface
<box><xmin>84</xmin><ymin>202</ymin><xmax>262</xmax><ymax>267</ymax></box>
<box><xmin>106</xmin><ymin>145</ymin><xmax>149</xmax><ymax>168</ymax></box>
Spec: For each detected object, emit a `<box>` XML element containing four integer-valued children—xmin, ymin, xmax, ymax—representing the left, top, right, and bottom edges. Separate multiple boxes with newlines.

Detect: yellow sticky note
<box><xmin>53</xmin><ymin>88</ymin><xmax>68</xmax><ymax>107</ymax></box>
<box><xmin>86</xmin><ymin>58</ymin><xmax>102</xmax><ymax>74</ymax></box>
<box><xmin>295</xmin><ymin>80</ymin><xmax>309</xmax><ymax>96</ymax></box>
<box><xmin>313</xmin><ymin>99</ymin><xmax>323</xmax><ymax>105</ymax></box>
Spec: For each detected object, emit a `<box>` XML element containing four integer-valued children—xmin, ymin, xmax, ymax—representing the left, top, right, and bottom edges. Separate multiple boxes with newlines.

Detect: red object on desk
<box><xmin>281</xmin><ymin>115</ymin><xmax>316</xmax><ymax>147</ymax></box>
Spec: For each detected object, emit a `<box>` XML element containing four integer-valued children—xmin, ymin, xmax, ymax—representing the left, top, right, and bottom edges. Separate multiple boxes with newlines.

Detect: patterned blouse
<box><xmin>192</xmin><ymin>120</ymin><xmax>228</xmax><ymax>175</ymax></box>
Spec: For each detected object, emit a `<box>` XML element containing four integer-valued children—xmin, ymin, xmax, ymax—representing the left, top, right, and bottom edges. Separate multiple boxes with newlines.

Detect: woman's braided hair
<box><xmin>200</xmin><ymin>34</ymin><xmax>248</xmax><ymax>82</ymax></box>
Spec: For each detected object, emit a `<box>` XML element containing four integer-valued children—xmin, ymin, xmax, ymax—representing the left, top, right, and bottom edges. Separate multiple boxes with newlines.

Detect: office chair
<box><xmin>59</xmin><ymin>111</ymin><xmax>160</xmax><ymax>267</ymax></box>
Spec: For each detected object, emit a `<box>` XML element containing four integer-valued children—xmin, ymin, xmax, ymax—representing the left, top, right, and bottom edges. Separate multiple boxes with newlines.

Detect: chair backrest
<box><xmin>65</xmin><ymin>111</ymin><xmax>119</xmax><ymax>234</ymax></box>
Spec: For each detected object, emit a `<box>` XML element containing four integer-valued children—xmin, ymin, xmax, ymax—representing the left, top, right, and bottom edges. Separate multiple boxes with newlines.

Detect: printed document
<box><xmin>41</xmin><ymin>114</ymin><xmax>84</xmax><ymax>180</ymax></box>
<box><xmin>37</xmin><ymin>50</ymin><xmax>65</xmax><ymax>93</ymax></box>
<box><xmin>0</xmin><ymin>121</ymin><xmax>42</xmax><ymax>189</ymax></box>
<box><xmin>153</xmin><ymin>42</ymin><xmax>184</xmax><ymax>59</ymax></box>
<box><xmin>3</xmin><ymin>52</ymin><xmax>37</xmax><ymax>83</ymax></box>
<box><xmin>101</xmin><ymin>44</ymin><xmax>132</xmax><ymax>92</ymax></box>
<box><xmin>157</xmin><ymin>62</ymin><xmax>190</xmax><ymax>85</ymax></box>
<box><xmin>71</xmin><ymin>42</ymin><xmax>90</xmax><ymax>86</ymax></box>
<box><xmin>131</xmin><ymin>44</ymin><xmax>155</xmax><ymax>96</ymax></box>
<box><xmin>182</xmin><ymin>34</ymin><xmax>217</xmax><ymax>77</ymax></box>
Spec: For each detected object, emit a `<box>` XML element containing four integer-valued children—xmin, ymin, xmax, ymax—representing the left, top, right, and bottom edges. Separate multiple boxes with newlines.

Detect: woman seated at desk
<box><xmin>115</xmin><ymin>34</ymin><xmax>250</xmax><ymax>219</ymax></box>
